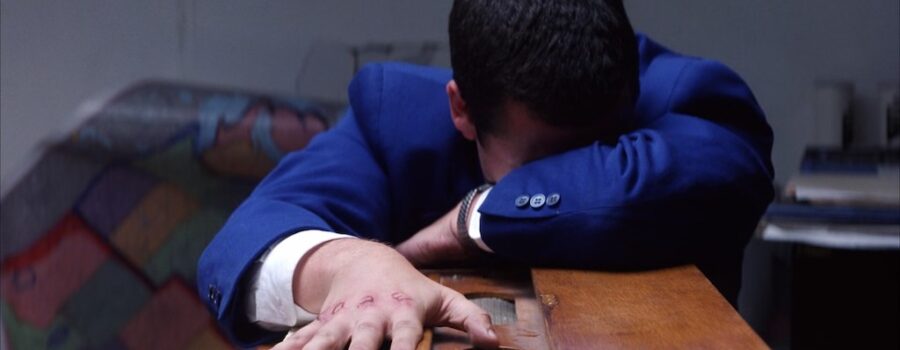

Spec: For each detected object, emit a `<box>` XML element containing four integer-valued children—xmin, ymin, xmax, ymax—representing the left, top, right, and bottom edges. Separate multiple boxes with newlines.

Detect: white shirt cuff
<box><xmin>246</xmin><ymin>230</ymin><xmax>354</xmax><ymax>330</ymax></box>
<box><xmin>468</xmin><ymin>187</ymin><xmax>494</xmax><ymax>253</ymax></box>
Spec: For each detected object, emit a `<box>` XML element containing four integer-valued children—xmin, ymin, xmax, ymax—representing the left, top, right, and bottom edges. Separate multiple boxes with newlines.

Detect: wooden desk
<box><xmin>422</xmin><ymin>266</ymin><xmax>766</xmax><ymax>349</ymax></box>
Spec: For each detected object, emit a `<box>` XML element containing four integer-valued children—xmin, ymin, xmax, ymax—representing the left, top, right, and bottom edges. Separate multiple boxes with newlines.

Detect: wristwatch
<box><xmin>456</xmin><ymin>184</ymin><xmax>493</xmax><ymax>249</ymax></box>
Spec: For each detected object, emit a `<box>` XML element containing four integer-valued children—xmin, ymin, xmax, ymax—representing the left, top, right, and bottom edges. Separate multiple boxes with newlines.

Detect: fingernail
<box><xmin>487</xmin><ymin>327</ymin><xmax>496</xmax><ymax>337</ymax></box>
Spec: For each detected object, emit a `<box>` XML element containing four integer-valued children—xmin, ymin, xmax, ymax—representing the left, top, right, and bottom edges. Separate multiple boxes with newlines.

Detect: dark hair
<box><xmin>449</xmin><ymin>0</ymin><xmax>639</xmax><ymax>135</ymax></box>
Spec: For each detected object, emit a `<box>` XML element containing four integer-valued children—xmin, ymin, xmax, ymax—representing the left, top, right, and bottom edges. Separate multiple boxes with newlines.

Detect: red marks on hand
<box><xmin>317</xmin><ymin>300</ymin><xmax>346</xmax><ymax>323</ymax></box>
<box><xmin>318</xmin><ymin>293</ymin><xmax>416</xmax><ymax>323</ymax></box>
<box><xmin>391</xmin><ymin>292</ymin><xmax>414</xmax><ymax>306</ymax></box>
<box><xmin>356</xmin><ymin>295</ymin><xmax>375</xmax><ymax>309</ymax></box>
<box><xmin>331</xmin><ymin>301</ymin><xmax>346</xmax><ymax>315</ymax></box>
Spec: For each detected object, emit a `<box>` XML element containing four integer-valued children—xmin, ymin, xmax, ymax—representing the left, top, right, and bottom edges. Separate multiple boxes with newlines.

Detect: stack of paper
<box><xmin>762</xmin><ymin>147</ymin><xmax>900</xmax><ymax>250</ymax></box>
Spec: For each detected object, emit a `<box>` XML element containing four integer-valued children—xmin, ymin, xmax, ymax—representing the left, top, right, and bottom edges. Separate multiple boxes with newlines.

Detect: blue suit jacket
<box><xmin>198</xmin><ymin>34</ymin><xmax>774</xmax><ymax>345</ymax></box>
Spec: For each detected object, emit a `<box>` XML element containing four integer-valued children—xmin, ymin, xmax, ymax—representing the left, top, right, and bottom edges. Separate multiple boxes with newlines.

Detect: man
<box><xmin>198</xmin><ymin>0</ymin><xmax>775</xmax><ymax>349</ymax></box>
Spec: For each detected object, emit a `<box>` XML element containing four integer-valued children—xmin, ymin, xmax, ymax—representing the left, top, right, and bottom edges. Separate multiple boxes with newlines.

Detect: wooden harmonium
<box><xmin>419</xmin><ymin>266</ymin><xmax>766</xmax><ymax>350</ymax></box>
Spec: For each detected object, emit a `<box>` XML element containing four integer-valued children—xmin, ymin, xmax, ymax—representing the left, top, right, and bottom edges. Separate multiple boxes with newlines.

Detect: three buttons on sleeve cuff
<box><xmin>515</xmin><ymin>193</ymin><xmax>560</xmax><ymax>209</ymax></box>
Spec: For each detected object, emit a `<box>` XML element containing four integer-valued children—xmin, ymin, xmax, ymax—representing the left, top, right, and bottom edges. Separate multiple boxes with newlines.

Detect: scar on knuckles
<box><xmin>391</xmin><ymin>292</ymin><xmax>414</xmax><ymax>305</ymax></box>
<box><xmin>356</xmin><ymin>295</ymin><xmax>376</xmax><ymax>309</ymax></box>
<box><xmin>331</xmin><ymin>301</ymin><xmax>346</xmax><ymax>315</ymax></box>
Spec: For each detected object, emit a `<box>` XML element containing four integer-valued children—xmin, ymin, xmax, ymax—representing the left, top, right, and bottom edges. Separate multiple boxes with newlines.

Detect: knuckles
<box><xmin>391</xmin><ymin>319</ymin><xmax>420</xmax><ymax>332</ymax></box>
<box><xmin>304</xmin><ymin>290</ymin><xmax>431</xmax><ymax>349</ymax></box>
<box><xmin>356</xmin><ymin>295</ymin><xmax>376</xmax><ymax>309</ymax></box>
<box><xmin>355</xmin><ymin>321</ymin><xmax>381</xmax><ymax>332</ymax></box>
<box><xmin>310</xmin><ymin>330</ymin><xmax>340</xmax><ymax>347</ymax></box>
<box><xmin>390</xmin><ymin>292</ymin><xmax>416</xmax><ymax>306</ymax></box>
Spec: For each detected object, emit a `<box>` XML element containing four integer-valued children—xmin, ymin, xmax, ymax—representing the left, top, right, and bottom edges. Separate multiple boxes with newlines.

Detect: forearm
<box><xmin>475</xmin><ymin>125</ymin><xmax>772</xmax><ymax>268</ymax></box>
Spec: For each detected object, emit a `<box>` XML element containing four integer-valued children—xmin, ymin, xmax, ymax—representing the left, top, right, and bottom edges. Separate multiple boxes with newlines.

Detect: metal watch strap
<box><xmin>457</xmin><ymin>184</ymin><xmax>493</xmax><ymax>247</ymax></box>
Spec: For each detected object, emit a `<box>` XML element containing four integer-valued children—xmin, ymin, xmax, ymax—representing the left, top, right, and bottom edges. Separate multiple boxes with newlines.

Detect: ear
<box><xmin>447</xmin><ymin>80</ymin><xmax>477</xmax><ymax>141</ymax></box>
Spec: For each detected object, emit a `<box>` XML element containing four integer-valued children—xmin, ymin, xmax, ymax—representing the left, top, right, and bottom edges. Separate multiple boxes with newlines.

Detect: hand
<box><xmin>274</xmin><ymin>239</ymin><xmax>499</xmax><ymax>350</ymax></box>
<box><xmin>395</xmin><ymin>202</ymin><xmax>484</xmax><ymax>267</ymax></box>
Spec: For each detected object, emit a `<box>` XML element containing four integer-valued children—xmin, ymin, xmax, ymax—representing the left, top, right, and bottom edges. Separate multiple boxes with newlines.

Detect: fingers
<box><xmin>276</xmin><ymin>298</ymin><xmax>492</xmax><ymax>350</ymax></box>
<box><xmin>302</xmin><ymin>321</ymin><xmax>351</xmax><ymax>350</ymax></box>
<box><xmin>348</xmin><ymin>318</ymin><xmax>386</xmax><ymax>350</ymax></box>
<box><xmin>389</xmin><ymin>317</ymin><xmax>424</xmax><ymax>350</ymax></box>
<box><xmin>274</xmin><ymin>316</ymin><xmax>397</xmax><ymax>350</ymax></box>
<box><xmin>437</xmin><ymin>290</ymin><xmax>499</xmax><ymax>349</ymax></box>
<box><xmin>271</xmin><ymin>321</ymin><xmax>322</xmax><ymax>350</ymax></box>
<box><xmin>463</xmin><ymin>312</ymin><xmax>498</xmax><ymax>348</ymax></box>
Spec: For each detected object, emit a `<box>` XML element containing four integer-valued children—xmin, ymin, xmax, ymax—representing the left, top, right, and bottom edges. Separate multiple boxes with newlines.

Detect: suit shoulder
<box><xmin>346</xmin><ymin>62</ymin><xmax>455</xmax><ymax>149</ymax></box>
<box><xmin>638</xmin><ymin>33</ymin><xmax>734</xmax><ymax>85</ymax></box>
<box><xmin>667</xmin><ymin>57</ymin><xmax>758</xmax><ymax>113</ymax></box>
<box><xmin>635</xmin><ymin>34</ymin><xmax>700</xmax><ymax>121</ymax></box>
<box><xmin>379</xmin><ymin>62</ymin><xmax>453</xmax><ymax>83</ymax></box>
<box><xmin>350</xmin><ymin>62</ymin><xmax>451</xmax><ymax>95</ymax></box>
<box><xmin>348</xmin><ymin>62</ymin><xmax>450</xmax><ymax>117</ymax></box>
<box><xmin>636</xmin><ymin>34</ymin><xmax>756</xmax><ymax>121</ymax></box>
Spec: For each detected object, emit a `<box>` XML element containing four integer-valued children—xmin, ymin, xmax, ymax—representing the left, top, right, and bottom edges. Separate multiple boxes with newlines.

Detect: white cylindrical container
<box><xmin>877</xmin><ymin>82</ymin><xmax>900</xmax><ymax>147</ymax></box>
<box><xmin>813</xmin><ymin>81</ymin><xmax>854</xmax><ymax>148</ymax></box>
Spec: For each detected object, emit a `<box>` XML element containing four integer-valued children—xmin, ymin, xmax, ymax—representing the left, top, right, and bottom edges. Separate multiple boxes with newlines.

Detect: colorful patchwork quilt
<box><xmin>0</xmin><ymin>81</ymin><xmax>340</xmax><ymax>349</ymax></box>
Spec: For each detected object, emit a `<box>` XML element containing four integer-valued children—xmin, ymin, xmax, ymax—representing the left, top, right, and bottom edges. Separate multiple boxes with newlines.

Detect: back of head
<box><xmin>449</xmin><ymin>0</ymin><xmax>639</xmax><ymax>135</ymax></box>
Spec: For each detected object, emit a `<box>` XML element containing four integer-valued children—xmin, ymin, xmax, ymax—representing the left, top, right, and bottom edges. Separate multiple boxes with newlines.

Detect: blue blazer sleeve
<box><xmin>196</xmin><ymin>104</ymin><xmax>391</xmax><ymax>345</ymax></box>
<box><xmin>478</xmin><ymin>59</ymin><xmax>774</xmax><ymax>272</ymax></box>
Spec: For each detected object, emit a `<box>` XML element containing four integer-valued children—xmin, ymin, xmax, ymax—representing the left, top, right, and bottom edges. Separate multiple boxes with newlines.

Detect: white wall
<box><xmin>1</xmin><ymin>0</ymin><xmax>181</xmax><ymax>187</ymax></box>
<box><xmin>626</xmin><ymin>0</ymin><xmax>900</xmax><ymax>185</ymax></box>
<box><xmin>2</xmin><ymin>0</ymin><xmax>898</xmax><ymax>186</ymax></box>
<box><xmin>0</xmin><ymin>0</ymin><xmax>452</xmax><ymax>189</ymax></box>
